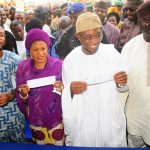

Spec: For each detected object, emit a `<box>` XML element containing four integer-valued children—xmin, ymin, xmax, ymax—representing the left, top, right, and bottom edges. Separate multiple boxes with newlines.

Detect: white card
<box><xmin>27</xmin><ymin>76</ymin><xmax>56</xmax><ymax>88</ymax></box>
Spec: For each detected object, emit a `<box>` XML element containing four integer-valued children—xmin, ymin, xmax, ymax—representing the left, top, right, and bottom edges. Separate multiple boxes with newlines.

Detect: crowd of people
<box><xmin>0</xmin><ymin>0</ymin><xmax>150</xmax><ymax>148</ymax></box>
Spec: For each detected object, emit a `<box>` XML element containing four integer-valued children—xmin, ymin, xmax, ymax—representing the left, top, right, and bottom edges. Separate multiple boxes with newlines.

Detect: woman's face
<box><xmin>30</xmin><ymin>41</ymin><xmax>48</xmax><ymax>64</ymax></box>
<box><xmin>108</xmin><ymin>16</ymin><xmax>118</xmax><ymax>26</ymax></box>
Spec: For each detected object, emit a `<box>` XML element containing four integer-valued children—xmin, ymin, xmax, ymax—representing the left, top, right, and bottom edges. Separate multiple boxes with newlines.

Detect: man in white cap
<box><xmin>62</xmin><ymin>12</ymin><xmax>128</xmax><ymax>147</ymax></box>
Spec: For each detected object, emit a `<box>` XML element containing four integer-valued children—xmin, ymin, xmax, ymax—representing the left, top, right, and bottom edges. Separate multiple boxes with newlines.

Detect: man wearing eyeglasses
<box><xmin>117</xmin><ymin>0</ymin><xmax>144</xmax><ymax>52</ymax></box>
<box><xmin>62</xmin><ymin>12</ymin><xmax>128</xmax><ymax>147</ymax></box>
<box><xmin>121</xmin><ymin>1</ymin><xmax>150</xmax><ymax>147</ymax></box>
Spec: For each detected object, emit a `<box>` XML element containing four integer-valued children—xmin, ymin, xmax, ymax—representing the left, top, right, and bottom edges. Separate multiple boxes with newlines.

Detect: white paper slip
<box><xmin>88</xmin><ymin>79</ymin><xmax>113</xmax><ymax>86</ymax></box>
<box><xmin>27</xmin><ymin>76</ymin><xmax>56</xmax><ymax>88</ymax></box>
<box><xmin>87</xmin><ymin>74</ymin><xmax>114</xmax><ymax>86</ymax></box>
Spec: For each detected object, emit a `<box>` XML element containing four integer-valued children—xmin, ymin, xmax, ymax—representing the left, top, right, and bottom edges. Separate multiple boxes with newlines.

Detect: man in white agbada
<box><xmin>62</xmin><ymin>12</ymin><xmax>128</xmax><ymax>147</ymax></box>
<box><xmin>121</xmin><ymin>2</ymin><xmax>150</xmax><ymax>147</ymax></box>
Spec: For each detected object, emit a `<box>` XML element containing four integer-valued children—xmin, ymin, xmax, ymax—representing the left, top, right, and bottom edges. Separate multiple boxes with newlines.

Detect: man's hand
<box><xmin>114</xmin><ymin>71</ymin><xmax>127</xmax><ymax>86</ymax></box>
<box><xmin>70</xmin><ymin>81</ymin><xmax>87</xmax><ymax>95</ymax></box>
<box><xmin>0</xmin><ymin>92</ymin><xmax>13</xmax><ymax>106</ymax></box>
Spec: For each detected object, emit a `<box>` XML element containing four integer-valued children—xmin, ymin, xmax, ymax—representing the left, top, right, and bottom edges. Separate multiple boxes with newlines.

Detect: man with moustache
<box><xmin>62</xmin><ymin>12</ymin><xmax>128</xmax><ymax>147</ymax></box>
<box><xmin>0</xmin><ymin>26</ymin><xmax>25</xmax><ymax>142</ymax></box>
<box><xmin>117</xmin><ymin>0</ymin><xmax>144</xmax><ymax>52</ymax></box>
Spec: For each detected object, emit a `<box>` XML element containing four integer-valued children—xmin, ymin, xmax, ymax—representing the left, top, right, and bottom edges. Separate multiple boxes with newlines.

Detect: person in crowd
<box><xmin>16</xmin><ymin>29</ymin><xmax>64</xmax><ymax>145</ymax></box>
<box><xmin>0</xmin><ymin>26</ymin><xmax>25</xmax><ymax>143</ymax></box>
<box><xmin>85</xmin><ymin>3</ymin><xmax>93</xmax><ymax>12</ymax></box>
<box><xmin>0</xmin><ymin>7</ymin><xmax>11</xmax><ymax>32</ymax></box>
<box><xmin>107</xmin><ymin>11</ymin><xmax>121</xmax><ymax>28</ymax></box>
<box><xmin>60</xmin><ymin>2</ymin><xmax>70</xmax><ymax>16</ymax></box>
<box><xmin>53</xmin><ymin>16</ymin><xmax>71</xmax><ymax>42</ymax></box>
<box><xmin>117</xmin><ymin>0</ymin><xmax>144</xmax><ymax>52</ymax></box>
<box><xmin>3</xmin><ymin>5</ymin><xmax>10</xmax><ymax>19</ymax></box>
<box><xmin>10</xmin><ymin>20</ymin><xmax>26</xmax><ymax>60</ymax></box>
<box><xmin>121</xmin><ymin>1</ymin><xmax>150</xmax><ymax>147</ymax></box>
<box><xmin>52</xmin><ymin>16</ymin><xmax>71</xmax><ymax>58</ymax></box>
<box><xmin>26</xmin><ymin>9</ymin><xmax>34</xmax><ymax>22</ymax></box>
<box><xmin>51</xmin><ymin>3</ymin><xmax>62</xmax><ymax>33</ymax></box>
<box><xmin>14</xmin><ymin>11</ymin><xmax>26</xmax><ymax>26</ymax></box>
<box><xmin>34</xmin><ymin>6</ymin><xmax>52</xmax><ymax>37</ymax></box>
<box><xmin>25</xmin><ymin>18</ymin><xmax>43</xmax><ymax>33</ymax></box>
<box><xmin>0</xmin><ymin>7</ymin><xmax>18</xmax><ymax>53</ymax></box>
<box><xmin>56</xmin><ymin>2</ymin><xmax>84</xmax><ymax>59</ymax></box>
<box><xmin>108</xmin><ymin>0</ymin><xmax>123</xmax><ymax>16</ymax></box>
<box><xmin>93</xmin><ymin>1</ymin><xmax>120</xmax><ymax>49</ymax></box>
<box><xmin>9</xmin><ymin>6</ymin><xmax>16</xmax><ymax>21</ymax></box>
<box><xmin>3</xmin><ymin>6</ymin><xmax>11</xmax><ymax>27</ymax></box>
<box><xmin>62</xmin><ymin>12</ymin><xmax>128</xmax><ymax>147</ymax></box>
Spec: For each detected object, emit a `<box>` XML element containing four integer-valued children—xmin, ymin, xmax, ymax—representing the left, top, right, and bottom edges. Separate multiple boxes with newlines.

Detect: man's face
<box><xmin>0</xmin><ymin>27</ymin><xmax>6</xmax><ymax>51</ymax></box>
<box><xmin>11</xmin><ymin>24</ymin><xmax>24</xmax><ymax>41</ymax></box>
<box><xmin>125</xmin><ymin>7</ymin><xmax>138</xmax><ymax>21</ymax></box>
<box><xmin>3</xmin><ymin>6</ymin><xmax>9</xmax><ymax>18</ymax></box>
<box><xmin>14</xmin><ymin>13</ymin><xmax>25</xmax><ymax>25</ymax></box>
<box><xmin>0</xmin><ymin>9</ymin><xmax>6</xmax><ymax>25</ymax></box>
<box><xmin>59</xmin><ymin>19</ymin><xmax>71</xmax><ymax>30</ymax></box>
<box><xmin>70</xmin><ymin>13</ymin><xmax>80</xmax><ymax>26</ymax></box>
<box><xmin>93</xmin><ymin>7</ymin><xmax>107</xmax><ymax>24</ymax></box>
<box><xmin>52</xmin><ymin>7</ymin><xmax>62</xmax><ymax>17</ymax></box>
<box><xmin>140</xmin><ymin>14</ymin><xmax>150</xmax><ymax>42</ymax></box>
<box><xmin>61</xmin><ymin>6</ymin><xmax>68</xmax><ymax>16</ymax></box>
<box><xmin>10</xmin><ymin>9</ymin><xmax>16</xmax><ymax>20</ymax></box>
<box><xmin>76</xmin><ymin>27</ymin><xmax>102</xmax><ymax>55</ymax></box>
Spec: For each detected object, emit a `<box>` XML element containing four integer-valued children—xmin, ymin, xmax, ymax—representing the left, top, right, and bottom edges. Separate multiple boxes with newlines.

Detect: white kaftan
<box><xmin>62</xmin><ymin>44</ymin><xmax>127</xmax><ymax>147</ymax></box>
<box><xmin>121</xmin><ymin>34</ymin><xmax>150</xmax><ymax>145</ymax></box>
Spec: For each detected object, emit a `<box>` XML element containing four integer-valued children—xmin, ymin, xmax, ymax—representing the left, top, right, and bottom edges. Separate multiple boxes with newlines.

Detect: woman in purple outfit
<box><xmin>16</xmin><ymin>28</ymin><xmax>64</xmax><ymax>145</ymax></box>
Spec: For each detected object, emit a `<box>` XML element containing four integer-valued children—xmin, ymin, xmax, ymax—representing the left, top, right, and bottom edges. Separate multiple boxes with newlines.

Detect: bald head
<box><xmin>0</xmin><ymin>8</ymin><xmax>6</xmax><ymax>26</ymax></box>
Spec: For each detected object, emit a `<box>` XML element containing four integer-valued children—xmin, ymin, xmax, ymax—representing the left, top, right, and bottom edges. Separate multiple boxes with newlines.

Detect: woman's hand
<box><xmin>18</xmin><ymin>84</ymin><xmax>30</xmax><ymax>97</ymax></box>
<box><xmin>54</xmin><ymin>81</ymin><xmax>64</xmax><ymax>93</ymax></box>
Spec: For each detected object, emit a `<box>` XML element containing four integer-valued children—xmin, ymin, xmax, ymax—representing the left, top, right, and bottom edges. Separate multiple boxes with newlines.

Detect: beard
<box><xmin>0</xmin><ymin>41</ymin><xmax>5</xmax><ymax>51</ymax></box>
<box><xmin>0</xmin><ymin>47</ymin><xmax>3</xmax><ymax>51</ymax></box>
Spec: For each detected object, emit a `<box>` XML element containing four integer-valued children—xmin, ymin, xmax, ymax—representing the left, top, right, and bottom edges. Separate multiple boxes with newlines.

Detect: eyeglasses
<box><xmin>125</xmin><ymin>7</ymin><xmax>136</xmax><ymax>12</ymax></box>
<box><xmin>79</xmin><ymin>31</ymin><xmax>103</xmax><ymax>42</ymax></box>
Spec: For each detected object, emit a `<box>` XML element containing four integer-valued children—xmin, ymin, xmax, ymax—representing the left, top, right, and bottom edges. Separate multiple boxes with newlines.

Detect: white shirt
<box><xmin>43</xmin><ymin>24</ymin><xmax>51</xmax><ymax>37</ymax></box>
<box><xmin>16</xmin><ymin>40</ymin><xmax>27</xmax><ymax>60</ymax></box>
<box><xmin>62</xmin><ymin>44</ymin><xmax>127</xmax><ymax>147</ymax></box>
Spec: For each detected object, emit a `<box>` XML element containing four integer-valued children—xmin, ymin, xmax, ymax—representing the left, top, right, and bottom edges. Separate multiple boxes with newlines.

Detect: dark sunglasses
<box><xmin>125</xmin><ymin>7</ymin><xmax>136</xmax><ymax>12</ymax></box>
